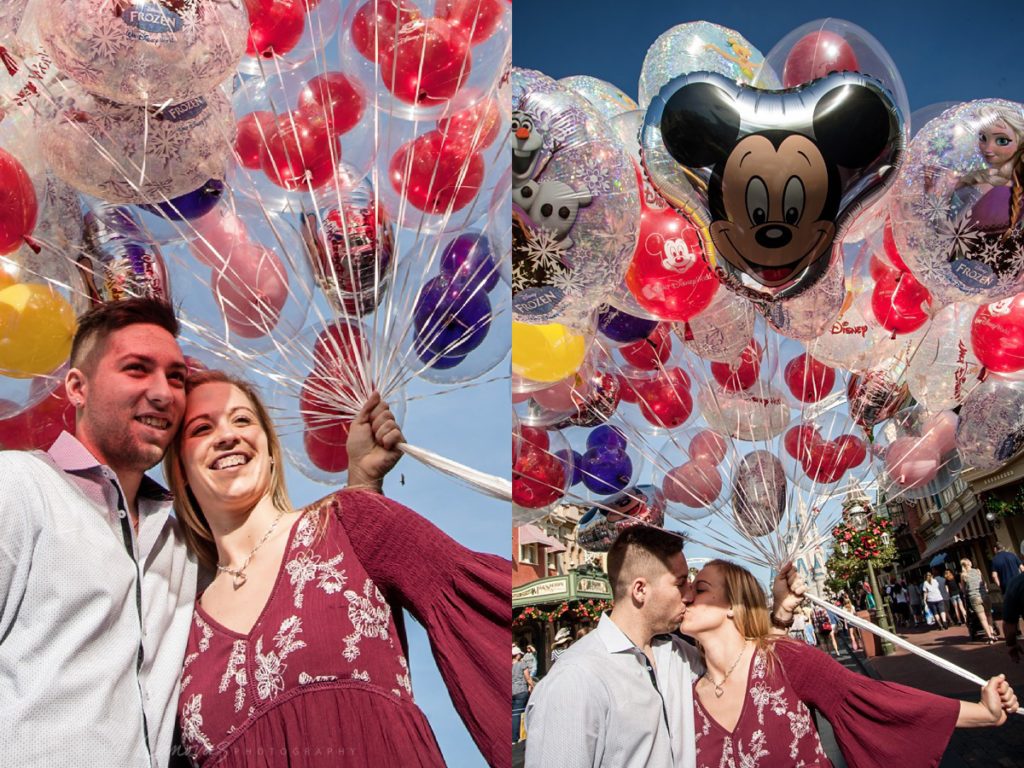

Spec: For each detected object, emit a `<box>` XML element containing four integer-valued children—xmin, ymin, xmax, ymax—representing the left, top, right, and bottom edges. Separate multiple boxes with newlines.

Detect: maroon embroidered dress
<box><xmin>177</xmin><ymin>490</ymin><xmax>511</xmax><ymax>768</ymax></box>
<box><xmin>693</xmin><ymin>639</ymin><xmax>960</xmax><ymax>768</ymax></box>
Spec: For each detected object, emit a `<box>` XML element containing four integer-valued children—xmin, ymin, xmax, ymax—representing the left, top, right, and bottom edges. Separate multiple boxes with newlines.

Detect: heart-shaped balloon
<box><xmin>642</xmin><ymin>71</ymin><xmax>905</xmax><ymax>302</ymax></box>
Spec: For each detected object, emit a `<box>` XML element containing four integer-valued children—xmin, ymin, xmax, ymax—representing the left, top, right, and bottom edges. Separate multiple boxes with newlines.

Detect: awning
<box><xmin>908</xmin><ymin>508</ymin><xmax>988</xmax><ymax>569</ymax></box>
<box><xmin>517</xmin><ymin>524</ymin><xmax>567</xmax><ymax>553</ymax></box>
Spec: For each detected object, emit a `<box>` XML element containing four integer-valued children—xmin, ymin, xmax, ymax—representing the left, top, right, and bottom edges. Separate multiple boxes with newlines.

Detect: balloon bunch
<box><xmin>512</xmin><ymin>17</ymin><xmax>1024</xmax><ymax>580</ymax></box>
<box><xmin>0</xmin><ymin>0</ymin><xmax>512</xmax><ymax>500</ymax></box>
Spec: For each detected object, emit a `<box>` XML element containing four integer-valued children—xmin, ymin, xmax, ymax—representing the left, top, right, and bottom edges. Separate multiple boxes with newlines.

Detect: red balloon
<box><xmin>689</xmin><ymin>429</ymin><xmax>727</xmax><ymax>465</ymax></box>
<box><xmin>0</xmin><ymin>383</ymin><xmax>75</xmax><ymax>451</ymax></box>
<box><xmin>617</xmin><ymin>373</ymin><xmax>642</xmax><ymax>404</ymax></box>
<box><xmin>782</xmin><ymin>30</ymin><xmax>860</xmax><ymax>88</ymax></box>
<box><xmin>245</xmin><ymin>0</ymin><xmax>307</xmax><ymax>59</ymax></box>
<box><xmin>637</xmin><ymin>368</ymin><xmax>692</xmax><ymax>429</ymax></box>
<box><xmin>882</xmin><ymin>215</ymin><xmax>910</xmax><ymax>272</ymax></box>
<box><xmin>0</xmin><ymin>147</ymin><xmax>38</xmax><ymax>255</ymax></box>
<box><xmin>300</xmin><ymin>366</ymin><xmax>357</xmax><ymax>428</ymax></box>
<box><xmin>212</xmin><ymin>245</ymin><xmax>290</xmax><ymax>338</ymax></box>
<box><xmin>389</xmin><ymin>131</ymin><xmax>483</xmax><ymax>214</ymax></box>
<box><xmin>234</xmin><ymin>111</ymin><xmax>276</xmax><ymax>170</ymax></box>
<box><xmin>868</xmin><ymin>252</ymin><xmax>899</xmax><ymax>283</ymax></box>
<box><xmin>436</xmin><ymin>97</ymin><xmax>502</xmax><ymax>151</ymax></box>
<box><xmin>710</xmin><ymin>340</ymin><xmax>762</xmax><ymax>392</ymax></box>
<box><xmin>260</xmin><ymin>115</ymin><xmax>337</xmax><ymax>191</ymax></box>
<box><xmin>297</xmin><ymin>72</ymin><xmax>365</xmax><ymax>137</ymax></box>
<box><xmin>784</xmin><ymin>353</ymin><xmax>836</xmax><ymax>403</ymax></box>
<box><xmin>512</xmin><ymin>443</ymin><xmax>565</xmax><ymax>508</ymax></box>
<box><xmin>313</xmin><ymin>321</ymin><xmax>366</xmax><ymax>370</ymax></box>
<box><xmin>378</xmin><ymin>17</ymin><xmax>471</xmax><ymax>106</ymax></box>
<box><xmin>871</xmin><ymin>271</ymin><xmax>932</xmax><ymax>335</ymax></box>
<box><xmin>802</xmin><ymin>439</ymin><xmax>846</xmax><ymax>483</ymax></box>
<box><xmin>620</xmin><ymin>323</ymin><xmax>672</xmax><ymax>370</ymax></box>
<box><xmin>304</xmin><ymin>421</ymin><xmax>351</xmax><ymax>473</ymax></box>
<box><xmin>834</xmin><ymin>434</ymin><xmax>868</xmax><ymax>470</ymax></box>
<box><xmin>971</xmin><ymin>294</ymin><xmax>1024</xmax><ymax>373</ymax></box>
<box><xmin>784</xmin><ymin>424</ymin><xmax>820</xmax><ymax>461</ymax></box>
<box><xmin>351</xmin><ymin>0</ymin><xmax>421</xmax><ymax>61</ymax></box>
<box><xmin>517</xmin><ymin>425</ymin><xmax>550</xmax><ymax>452</ymax></box>
<box><xmin>626</xmin><ymin>200</ymin><xmax>718</xmax><ymax>321</ymax></box>
<box><xmin>434</xmin><ymin>0</ymin><xmax>504</xmax><ymax>45</ymax></box>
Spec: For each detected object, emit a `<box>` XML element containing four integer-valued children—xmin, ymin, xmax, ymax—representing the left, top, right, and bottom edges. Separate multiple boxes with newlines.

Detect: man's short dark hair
<box><xmin>995</xmin><ymin>543</ymin><xmax>1005</xmax><ymax>553</ymax></box>
<box><xmin>606</xmin><ymin>526</ymin><xmax>684</xmax><ymax>601</ymax></box>
<box><xmin>69</xmin><ymin>298</ymin><xmax>179</xmax><ymax>372</ymax></box>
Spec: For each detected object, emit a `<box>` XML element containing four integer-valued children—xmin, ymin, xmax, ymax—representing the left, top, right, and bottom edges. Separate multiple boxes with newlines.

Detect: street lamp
<box><xmin>846</xmin><ymin>502</ymin><xmax>895</xmax><ymax>655</ymax></box>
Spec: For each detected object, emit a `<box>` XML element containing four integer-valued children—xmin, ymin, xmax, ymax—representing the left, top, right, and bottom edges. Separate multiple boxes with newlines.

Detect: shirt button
<box><xmin>119</xmin><ymin>510</ymin><xmax>127</xmax><ymax>518</ymax></box>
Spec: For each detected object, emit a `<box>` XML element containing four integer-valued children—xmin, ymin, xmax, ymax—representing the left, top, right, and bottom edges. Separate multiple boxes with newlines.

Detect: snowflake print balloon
<box><xmin>38</xmin><ymin>0</ymin><xmax>249</xmax><ymax>106</ymax></box>
<box><xmin>890</xmin><ymin>99</ymin><xmax>1024</xmax><ymax>306</ymax></box>
<box><xmin>42</xmin><ymin>84</ymin><xmax>234</xmax><ymax>204</ymax></box>
<box><xmin>511</xmin><ymin>68</ymin><xmax>640</xmax><ymax>326</ymax></box>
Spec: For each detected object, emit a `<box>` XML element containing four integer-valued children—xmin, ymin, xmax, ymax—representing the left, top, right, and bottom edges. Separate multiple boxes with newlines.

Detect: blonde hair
<box><xmin>163</xmin><ymin>369</ymin><xmax>293</xmax><ymax>571</ymax></box>
<box><xmin>977</xmin><ymin>105</ymin><xmax>1024</xmax><ymax>233</ymax></box>
<box><xmin>704</xmin><ymin>559</ymin><xmax>778</xmax><ymax>662</ymax></box>
<box><xmin>961</xmin><ymin>558</ymin><xmax>973</xmax><ymax>570</ymax></box>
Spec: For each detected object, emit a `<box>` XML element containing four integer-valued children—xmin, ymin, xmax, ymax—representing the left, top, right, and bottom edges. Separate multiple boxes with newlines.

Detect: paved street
<box><xmin>513</xmin><ymin>622</ymin><xmax>1023</xmax><ymax>767</ymax></box>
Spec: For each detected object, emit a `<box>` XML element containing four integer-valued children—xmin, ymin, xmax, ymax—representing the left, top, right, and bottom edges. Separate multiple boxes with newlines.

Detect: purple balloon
<box><xmin>556</xmin><ymin>448</ymin><xmax>583</xmax><ymax>486</ymax></box>
<box><xmin>441</xmin><ymin>232</ymin><xmax>499</xmax><ymax>292</ymax></box>
<box><xmin>598</xmin><ymin>304</ymin><xmax>658</xmax><ymax>343</ymax></box>
<box><xmin>414</xmin><ymin>275</ymin><xmax>492</xmax><ymax>358</ymax></box>
<box><xmin>137</xmin><ymin>179</ymin><xmax>225</xmax><ymax>221</ymax></box>
<box><xmin>586</xmin><ymin>424</ymin><xmax>628</xmax><ymax>452</ymax></box>
<box><xmin>581</xmin><ymin>446</ymin><xmax>632</xmax><ymax>494</ymax></box>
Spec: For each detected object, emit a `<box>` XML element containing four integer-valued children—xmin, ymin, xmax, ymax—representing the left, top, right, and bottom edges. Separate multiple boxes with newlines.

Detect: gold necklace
<box><xmin>707</xmin><ymin>641</ymin><xmax>749</xmax><ymax>698</ymax></box>
<box><xmin>216</xmin><ymin>508</ymin><xmax>286</xmax><ymax>589</ymax></box>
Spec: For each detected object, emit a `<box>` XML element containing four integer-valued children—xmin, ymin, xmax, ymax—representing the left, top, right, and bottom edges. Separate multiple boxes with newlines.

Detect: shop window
<box><xmin>520</xmin><ymin>543</ymin><xmax>538</xmax><ymax>564</ymax></box>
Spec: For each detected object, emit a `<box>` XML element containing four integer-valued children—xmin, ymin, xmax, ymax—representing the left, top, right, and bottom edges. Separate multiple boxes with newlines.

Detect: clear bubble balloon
<box><xmin>956</xmin><ymin>375</ymin><xmax>1024</xmax><ymax>474</ymax></box>
<box><xmin>638</xmin><ymin>21</ymin><xmax>778</xmax><ymax>110</ymax></box>
<box><xmin>890</xmin><ymin>100</ymin><xmax>1024</xmax><ymax>306</ymax></box>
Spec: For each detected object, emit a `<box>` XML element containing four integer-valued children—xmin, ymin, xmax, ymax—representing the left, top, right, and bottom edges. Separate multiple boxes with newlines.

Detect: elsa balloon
<box><xmin>890</xmin><ymin>100</ymin><xmax>1024</xmax><ymax>305</ymax></box>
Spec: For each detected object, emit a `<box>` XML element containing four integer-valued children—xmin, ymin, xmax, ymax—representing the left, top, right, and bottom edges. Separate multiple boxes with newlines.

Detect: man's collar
<box><xmin>597</xmin><ymin>613</ymin><xmax>648</xmax><ymax>654</ymax></box>
<box><xmin>47</xmin><ymin>431</ymin><xmax>173</xmax><ymax>501</ymax></box>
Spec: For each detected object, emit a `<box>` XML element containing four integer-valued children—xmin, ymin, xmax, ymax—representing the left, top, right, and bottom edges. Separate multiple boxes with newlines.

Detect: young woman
<box><xmin>163</xmin><ymin>370</ymin><xmax>509</xmax><ymax>767</ymax></box>
<box><xmin>680</xmin><ymin>560</ymin><xmax>1017</xmax><ymax>768</ymax></box>
<box><xmin>923</xmin><ymin>572</ymin><xmax>950</xmax><ymax>630</ymax></box>
<box><xmin>961</xmin><ymin>558</ymin><xmax>999</xmax><ymax>643</ymax></box>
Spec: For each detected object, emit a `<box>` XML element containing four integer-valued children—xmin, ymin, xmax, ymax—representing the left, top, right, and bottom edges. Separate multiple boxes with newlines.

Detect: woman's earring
<box><xmin>727</xmin><ymin>610</ymin><xmax>734</xmax><ymax>618</ymax></box>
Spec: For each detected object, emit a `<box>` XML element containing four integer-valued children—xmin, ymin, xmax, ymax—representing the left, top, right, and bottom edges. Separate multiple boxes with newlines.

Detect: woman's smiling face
<box><xmin>180</xmin><ymin>381</ymin><xmax>274</xmax><ymax>517</ymax></box>
<box><xmin>979</xmin><ymin>120</ymin><xmax>1019</xmax><ymax>168</ymax></box>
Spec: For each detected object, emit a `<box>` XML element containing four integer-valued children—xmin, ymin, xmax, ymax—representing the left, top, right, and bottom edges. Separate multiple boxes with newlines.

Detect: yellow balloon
<box><xmin>0</xmin><ymin>283</ymin><xmax>77</xmax><ymax>378</ymax></box>
<box><xmin>0</xmin><ymin>270</ymin><xmax>15</xmax><ymax>292</ymax></box>
<box><xmin>512</xmin><ymin>321</ymin><xmax>588</xmax><ymax>383</ymax></box>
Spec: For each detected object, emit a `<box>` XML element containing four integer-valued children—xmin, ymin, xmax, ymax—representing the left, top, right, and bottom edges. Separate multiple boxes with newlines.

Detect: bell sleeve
<box><xmin>329</xmin><ymin>489</ymin><xmax>511</xmax><ymax>768</ymax></box>
<box><xmin>776</xmin><ymin>639</ymin><xmax>960</xmax><ymax>768</ymax></box>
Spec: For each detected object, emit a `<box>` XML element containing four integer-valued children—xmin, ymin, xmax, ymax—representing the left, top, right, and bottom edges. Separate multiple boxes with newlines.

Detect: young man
<box><xmin>991</xmin><ymin>543</ymin><xmax>1024</xmax><ymax>595</ymax></box>
<box><xmin>0</xmin><ymin>298</ymin><xmax>195</xmax><ymax>767</ymax></box>
<box><xmin>524</xmin><ymin>526</ymin><xmax>804</xmax><ymax>768</ymax></box>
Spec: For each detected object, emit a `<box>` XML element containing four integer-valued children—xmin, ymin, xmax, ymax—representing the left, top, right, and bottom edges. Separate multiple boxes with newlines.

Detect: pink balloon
<box><xmin>212</xmin><ymin>245</ymin><xmax>290</xmax><ymax>338</ymax></box>
<box><xmin>192</xmin><ymin>208</ymin><xmax>249</xmax><ymax>267</ymax></box>
<box><xmin>921</xmin><ymin>410</ymin><xmax>958</xmax><ymax>456</ymax></box>
<box><xmin>689</xmin><ymin>429</ymin><xmax>727</xmax><ymax>465</ymax></box>
<box><xmin>885</xmin><ymin>436</ymin><xmax>940</xmax><ymax>489</ymax></box>
<box><xmin>532</xmin><ymin>373</ymin><xmax>589</xmax><ymax>411</ymax></box>
<box><xmin>663</xmin><ymin>461</ymin><xmax>722</xmax><ymax>507</ymax></box>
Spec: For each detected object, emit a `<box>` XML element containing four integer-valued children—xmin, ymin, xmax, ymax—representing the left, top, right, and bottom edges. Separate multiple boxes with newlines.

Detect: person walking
<box><xmin>841</xmin><ymin>593</ymin><xmax>861</xmax><ymax>652</ymax></box>
<box><xmin>513</xmin><ymin>646</ymin><xmax>534</xmax><ymax>745</ymax></box>
<box><xmin>962</xmin><ymin>558</ymin><xmax>999</xmax><ymax>643</ymax></box>
<box><xmin>923</xmin><ymin>572</ymin><xmax>950</xmax><ymax>630</ymax></box>
<box><xmin>908</xmin><ymin>580</ymin><xmax>924</xmax><ymax>626</ymax></box>
<box><xmin>991</xmin><ymin>543</ymin><xmax>1024</xmax><ymax>595</ymax></box>
<box><xmin>894</xmin><ymin>582</ymin><xmax>910</xmax><ymax>627</ymax></box>
<box><xmin>946</xmin><ymin>568</ymin><xmax>969</xmax><ymax>625</ymax></box>
<box><xmin>813</xmin><ymin>603</ymin><xmax>840</xmax><ymax>655</ymax></box>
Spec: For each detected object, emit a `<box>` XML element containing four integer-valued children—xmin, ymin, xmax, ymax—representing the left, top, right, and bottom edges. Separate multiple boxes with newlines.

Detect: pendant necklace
<box><xmin>216</xmin><ymin>508</ymin><xmax>286</xmax><ymax>589</ymax></box>
<box><xmin>707</xmin><ymin>641</ymin><xmax>749</xmax><ymax>698</ymax></box>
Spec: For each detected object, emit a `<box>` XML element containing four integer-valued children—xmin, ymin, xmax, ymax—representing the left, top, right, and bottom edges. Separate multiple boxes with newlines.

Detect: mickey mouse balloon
<box><xmin>641</xmin><ymin>71</ymin><xmax>905</xmax><ymax>302</ymax></box>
